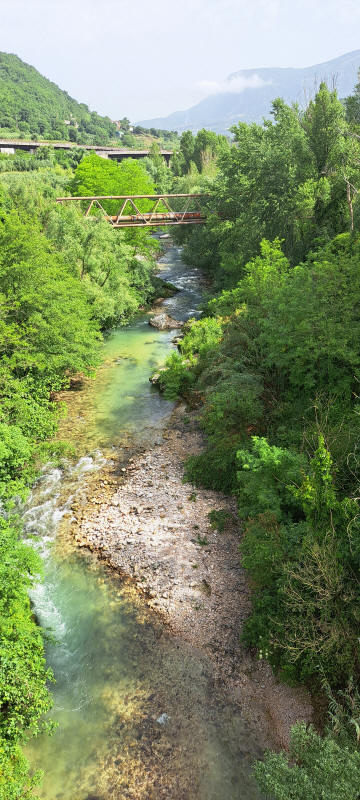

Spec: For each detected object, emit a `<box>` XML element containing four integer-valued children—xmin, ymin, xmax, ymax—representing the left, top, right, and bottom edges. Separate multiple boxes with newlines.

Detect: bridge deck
<box><xmin>0</xmin><ymin>139</ymin><xmax>172</xmax><ymax>161</ymax></box>
<box><xmin>107</xmin><ymin>216</ymin><xmax>205</xmax><ymax>227</ymax></box>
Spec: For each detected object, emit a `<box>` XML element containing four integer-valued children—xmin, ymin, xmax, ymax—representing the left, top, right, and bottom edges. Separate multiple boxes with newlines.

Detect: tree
<box><xmin>192</xmin><ymin>128</ymin><xmax>229</xmax><ymax>173</ymax></box>
<box><xmin>70</xmin><ymin>153</ymin><xmax>156</xmax><ymax>214</ymax></box>
<box><xmin>173</xmin><ymin>130</ymin><xmax>196</xmax><ymax>175</ymax></box>
<box><xmin>208</xmin><ymin>99</ymin><xmax>316</xmax><ymax>283</ymax></box>
<box><xmin>119</xmin><ymin>116</ymin><xmax>131</xmax><ymax>132</ymax></box>
<box><xmin>122</xmin><ymin>133</ymin><xmax>137</xmax><ymax>148</ymax></box>
<box><xmin>144</xmin><ymin>142</ymin><xmax>172</xmax><ymax>192</ymax></box>
<box><xmin>345</xmin><ymin>69</ymin><xmax>360</xmax><ymax>126</ymax></box>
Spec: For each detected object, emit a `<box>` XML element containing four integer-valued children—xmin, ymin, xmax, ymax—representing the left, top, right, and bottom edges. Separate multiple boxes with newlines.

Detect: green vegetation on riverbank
<box><xmin>0</xmin><ymin>153</ymin><xmax>163</xmax><ymax>795</ymax></box>
<box><xmin>160</xmin><ymin>79</ymin><xmax>360</xmax><ymax>797</ymax></box>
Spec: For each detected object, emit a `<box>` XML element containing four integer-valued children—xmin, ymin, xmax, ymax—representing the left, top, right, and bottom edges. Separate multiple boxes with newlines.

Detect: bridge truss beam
<box><xmin>56</xmin><ymin>194</ymin><xmax>207</xmax><ymax>227</ymax></box>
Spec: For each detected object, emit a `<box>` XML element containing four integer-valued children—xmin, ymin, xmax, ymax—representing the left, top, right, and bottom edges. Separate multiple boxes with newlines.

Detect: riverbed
<box><xmin>25</xmin><ymin>246</ymin><xmax>265</xmax><ymax>799</ymax></box>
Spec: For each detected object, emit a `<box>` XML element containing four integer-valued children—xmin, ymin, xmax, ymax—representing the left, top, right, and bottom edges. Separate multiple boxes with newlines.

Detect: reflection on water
<box><xmin>25</xmin><ymin>246</ymin><xmax>262</xmax><ymax>798</ymax></box>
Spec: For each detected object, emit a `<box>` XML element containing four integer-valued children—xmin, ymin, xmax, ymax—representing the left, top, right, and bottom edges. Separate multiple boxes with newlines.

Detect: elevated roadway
<box><xmin>0</xmin><ymin>139</ymin><xmax>172</xmax><ymax>164</ymax></box>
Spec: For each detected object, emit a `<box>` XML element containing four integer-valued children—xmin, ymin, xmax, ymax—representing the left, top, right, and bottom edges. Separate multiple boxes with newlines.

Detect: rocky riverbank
<box><xmin>69</xmin><ymin>403</ymin><xmax>313</xmax><ymax>752</ymax></box>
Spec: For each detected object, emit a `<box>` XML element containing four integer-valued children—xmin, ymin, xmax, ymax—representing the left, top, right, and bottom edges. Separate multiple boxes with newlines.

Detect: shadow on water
<box><xmin>25</xmin><ymin>246</ymin><xmax>262</xmax><ymax>799</ymax></box>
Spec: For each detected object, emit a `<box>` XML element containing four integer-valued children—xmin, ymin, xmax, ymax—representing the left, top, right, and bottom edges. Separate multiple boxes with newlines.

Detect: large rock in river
<box><xmin>149</xmin><ymin>313</ymin><xmax>183</xmax><ymax>330</ymax></box>
<box><xmin>149</xmin><ymin>367</ymin><xmax>167</xmax><ymax>385</ymax></box>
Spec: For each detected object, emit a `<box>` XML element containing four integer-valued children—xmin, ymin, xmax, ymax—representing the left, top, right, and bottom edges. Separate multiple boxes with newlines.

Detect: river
<box><xmin>24</xmin><ymin>245</ymin><xmax>262</xmax><ymax>799</ymax></box>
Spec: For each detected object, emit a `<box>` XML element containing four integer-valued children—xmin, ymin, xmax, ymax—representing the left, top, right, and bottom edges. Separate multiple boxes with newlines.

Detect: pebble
<box><xmin>74</xmin><ymin>406</ymin><xmax>313</xmax><ymax>751</ymax></box>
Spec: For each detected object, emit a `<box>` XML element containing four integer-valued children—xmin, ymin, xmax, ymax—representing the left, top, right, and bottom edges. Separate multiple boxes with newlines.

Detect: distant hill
<box><xmin>139</xmin><ymin>50</ymin><xmax>360</xmax><ymax>135</ymax></box>
<box><xmin>0</xmin><ymin>52</ymin><xmax>117</xmax><ymax>145</ymax></box>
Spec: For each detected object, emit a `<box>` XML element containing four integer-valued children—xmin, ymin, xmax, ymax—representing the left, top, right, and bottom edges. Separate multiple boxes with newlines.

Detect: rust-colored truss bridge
<box><xmin>56</xmin><ymin>194</ymin><xmax>207</xmax><ymax>227</ymax></box>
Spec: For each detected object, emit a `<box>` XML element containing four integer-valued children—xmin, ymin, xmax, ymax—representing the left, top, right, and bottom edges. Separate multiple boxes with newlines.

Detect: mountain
<box><xmin>0</xmin><ymin>52</ymin><xmax>117</xmax><ymax>144</ymax></box>
<box><xmin>138</xmin><ymin>50</ymin><xmax>360</xmax><ymax>135</ymax></box>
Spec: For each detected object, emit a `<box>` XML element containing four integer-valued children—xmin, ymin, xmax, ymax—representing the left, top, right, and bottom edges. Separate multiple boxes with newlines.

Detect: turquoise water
<box><xmin>57</xmin><ymin>245</ymin><xmax>203</xmax><ymax>456</ymax></box>
<box><xmin>25</xmin><ymin>246</ymin><xmax>262</xmax><ymax>799</ymax></box>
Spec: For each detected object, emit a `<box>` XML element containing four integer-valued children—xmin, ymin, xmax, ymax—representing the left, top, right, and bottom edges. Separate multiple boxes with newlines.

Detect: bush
<box><xmin>159</xmin><ymin>351</ymin><xmax>196</xmax><ymax>400</ymax></box>
<box><xmin>254</xmin><ymin>723</ymin><xmax>360</xmax><ymax>800</ymax></box>
<box><xmin>241</xmin><ymin>438</ymin><xmax>360</xmax><ymax>684</ymax></box>
<box><xmin>236</xmin><ymin>437</ymin><xmax>306</xmax><ymax>521</ymax></box>
<box><xmin>184</xmin><ymin>433</ymin><xmax>242</xmax><ymax>493</ymax></box>
<box><xmin>0</xmin><ymin>517</ymin><xmax>53</xmax><ymax>798</ymax></box>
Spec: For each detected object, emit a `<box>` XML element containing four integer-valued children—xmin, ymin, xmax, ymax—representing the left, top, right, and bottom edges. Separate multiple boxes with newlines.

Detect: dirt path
<box><xmin>68</xmin><ymin>403</ymin><xmax>312</xmax><ymax>752</ymax></box>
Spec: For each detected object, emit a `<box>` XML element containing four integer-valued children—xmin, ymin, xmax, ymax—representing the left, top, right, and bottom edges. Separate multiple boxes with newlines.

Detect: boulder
<box><xmin>172</xmin><ymin>334</ymin><xmax>184</xmax><ymax>345</ymax></box>
<box><xmin>149</xmin><ymin>367</ymin><xmax>167</xmax><ymax>385</ymax></box>
<box><xmin>149</xmin><ymin>313</ymin><xmax>183</xmax><ymax>330</ymax></box>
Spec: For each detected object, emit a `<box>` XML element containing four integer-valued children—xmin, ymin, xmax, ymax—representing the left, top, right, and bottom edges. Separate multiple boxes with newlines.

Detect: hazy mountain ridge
<box><xmin>138</xmin><ymin>50</ymin><xmax>360</xmax><ymax>134</ymax></box>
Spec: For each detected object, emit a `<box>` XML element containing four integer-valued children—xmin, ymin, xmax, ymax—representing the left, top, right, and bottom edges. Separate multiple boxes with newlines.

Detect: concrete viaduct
<box><xmin>0</xmin><ymin>139</ymin><xmax>173</xmax><ymax>165</ymax></box>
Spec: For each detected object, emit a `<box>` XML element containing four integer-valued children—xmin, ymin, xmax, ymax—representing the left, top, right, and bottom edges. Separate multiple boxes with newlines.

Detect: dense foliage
<box><xmin>254</xmin><ymin>723</ymin><xmax>360</xmax><ymax>800</ymax></box>
<box><xmin>0</xmin><ymin>152</ymin><xmax>161</xmax><ymax>794</ymax></box>
<box><xmin>160</xmin><ymin>80</ymin><xmax>360</xmax><ymax>797</ymax></box>
<box><xmin>180</xmin><ymin>84</ymin><xmax>360</xmax><ymax>287</ymax></box>
<box><xmin>0</xmin><ymin>52</ymin><xmax>117</xmax><ymax>143</ymax></box>
<box><xmin>0</xmin><ymin>517</ymin><xmax>53</xmax><ymax>799</ymax></box>
<box><xmin>171</xmin><ymin>128</ymin><xmax>230</xmax><ymax>178</ymax></box>
<box><xmin>70</xmin><ymin>152</ymin><xmax>157</xmax><ymax>213</ymax></box>
<box><xmin>132</xmin><ymin>124</ymin><xmax>179</xmax><ymax>146</ymax></box>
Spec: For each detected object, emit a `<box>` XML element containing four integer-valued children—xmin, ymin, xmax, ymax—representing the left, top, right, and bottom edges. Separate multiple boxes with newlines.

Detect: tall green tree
<box><xmin>345</xmin><ymin>69</ymin><xmax>360</xmax><ymax>126</ymax></box>
<box><xmin>70</xmin><ymin>153</ymin><xmax>156</xmax><ymax>212</ymax></box>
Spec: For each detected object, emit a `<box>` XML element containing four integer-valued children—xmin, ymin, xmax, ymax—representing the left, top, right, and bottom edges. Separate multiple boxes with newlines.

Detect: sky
<box><xmin>1</xmin><ymin>0</ymin><xmax>360</xmax><ymax>121</ymax></box>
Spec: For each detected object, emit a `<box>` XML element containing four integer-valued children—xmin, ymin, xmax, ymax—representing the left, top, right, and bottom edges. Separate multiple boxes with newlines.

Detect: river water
<box><xmin>24</xmin><ymin>246</ymin><xmax>262</xmax><ymax>799</ymax></box>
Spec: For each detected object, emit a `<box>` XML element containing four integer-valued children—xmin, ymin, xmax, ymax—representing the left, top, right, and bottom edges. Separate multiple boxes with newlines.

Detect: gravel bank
<box><xmin>71</xmin><ymin>404</ymin><xmax>312</xmax><ymax>750</ymax></box>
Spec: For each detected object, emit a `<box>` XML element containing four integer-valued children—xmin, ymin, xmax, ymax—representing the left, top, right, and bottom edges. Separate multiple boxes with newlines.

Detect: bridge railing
<box><xmin>56</xmin><ymin>194</ymin><xmax>209</xmax><ymax>227</ymax></box>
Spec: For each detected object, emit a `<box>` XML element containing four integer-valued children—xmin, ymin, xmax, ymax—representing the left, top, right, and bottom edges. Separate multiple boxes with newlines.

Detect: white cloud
<box><xmin>197</xmin><ymin>74</ymin><xmax>271</xmax><ymax>96</ymax></box>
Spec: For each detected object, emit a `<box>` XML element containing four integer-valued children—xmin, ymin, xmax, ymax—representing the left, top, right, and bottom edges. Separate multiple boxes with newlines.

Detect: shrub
<box><xmin>236</xmin><ymin>437</ymin><xmax>306</xmax><ymax>521</ymax></box>
<box><xmin>254</xmin><ymin>723</ymin><xmax>360</xmax><ymax>800</ymax></box>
